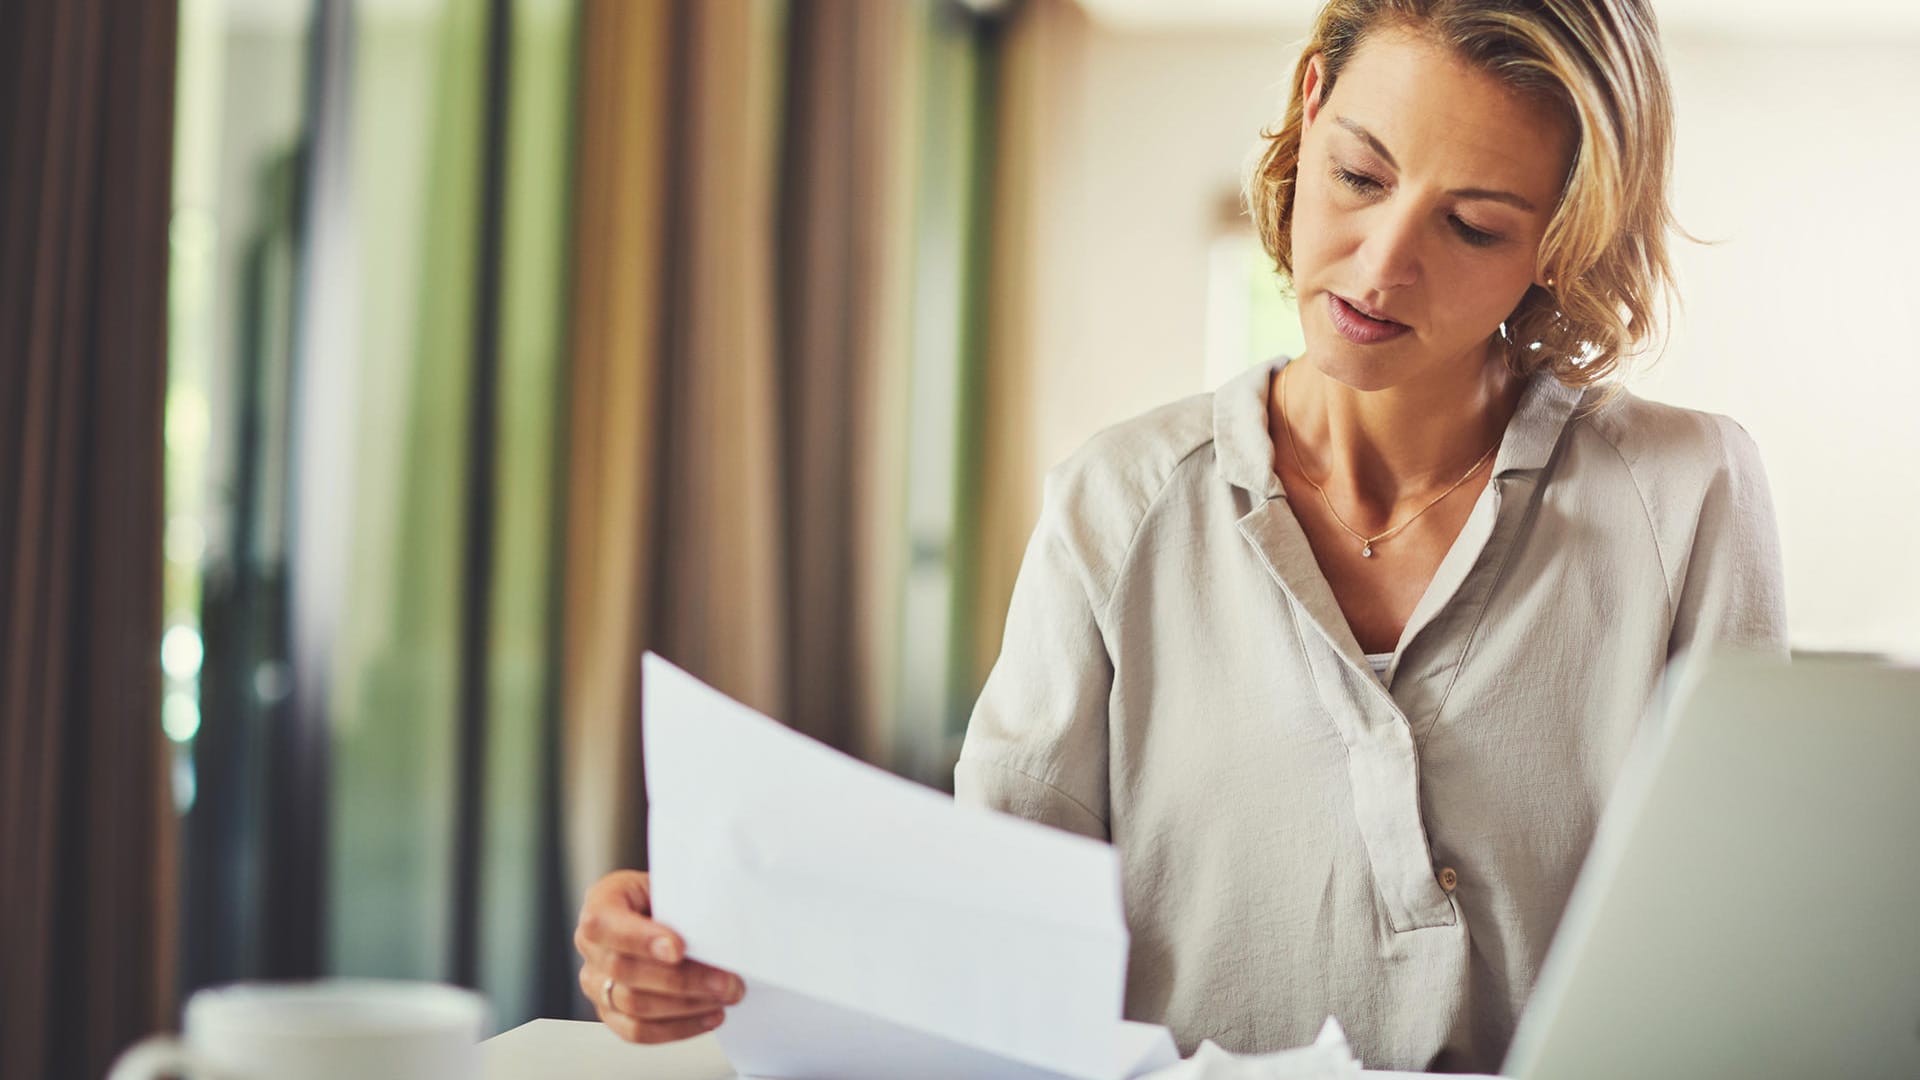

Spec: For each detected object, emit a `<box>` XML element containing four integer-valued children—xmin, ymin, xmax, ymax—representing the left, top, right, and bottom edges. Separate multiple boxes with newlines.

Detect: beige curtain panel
<box><xmin>560</xmin><ymin>0</ymin><xmax>917</xmax><ymax>911</ymax></box>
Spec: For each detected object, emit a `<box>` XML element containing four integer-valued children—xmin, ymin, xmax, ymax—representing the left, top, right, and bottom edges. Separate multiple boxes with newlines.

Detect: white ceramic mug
<box><xmin>107</xmin><ymin>979</ymin><xmax>488</xmax><ymax>1080</ymax></box>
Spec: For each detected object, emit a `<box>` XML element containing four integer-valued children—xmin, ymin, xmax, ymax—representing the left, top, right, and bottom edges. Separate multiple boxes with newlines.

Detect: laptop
<box><xmin>1501</xmin><ymin>649</ymin><xmax>1920</xmax><ymax>1079</ymax></box>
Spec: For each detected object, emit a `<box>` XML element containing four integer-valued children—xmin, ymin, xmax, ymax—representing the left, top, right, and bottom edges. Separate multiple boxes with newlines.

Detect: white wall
<box><xmin>1644</xmin><ymin>37</ymin><xmax>1920</xmax><ymax>653</ymax></box>
<box><xmin>1000</xmin><ymin>14</ymin><xmax>1920</xmax><ymax>655</ymax></box>
<box><xmin>1010</xmin><ymin>19</ymin><xmax>1308</xmax><ymax>481</ymax></box>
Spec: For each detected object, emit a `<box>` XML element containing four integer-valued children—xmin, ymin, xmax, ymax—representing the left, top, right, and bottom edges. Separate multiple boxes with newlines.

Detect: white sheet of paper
<box><xmin>641</xmin><ymin>653</ymin><xmax>1178</xmax><ymax>1080</ymax></box>
<box><xmin>1137</xmin><ymin>1019</ymin><xmax>1361</xmax><ymax>1080</ymax></box>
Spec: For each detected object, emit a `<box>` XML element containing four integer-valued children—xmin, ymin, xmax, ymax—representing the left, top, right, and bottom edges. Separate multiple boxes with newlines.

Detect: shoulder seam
<box><xmin>1581</xmin><ymin>418</ymin><xmax>1677</xmax><ymax>627</ymax></box>
<box><xmin>1097</xmin><ymin>436</ymin><xmax>1217</xmax><ymax>628</ymax></box>
<box><xmin>959</xmin><ymin>754</ymin><xmax>1109</xmax><ymax>833</ymax></box>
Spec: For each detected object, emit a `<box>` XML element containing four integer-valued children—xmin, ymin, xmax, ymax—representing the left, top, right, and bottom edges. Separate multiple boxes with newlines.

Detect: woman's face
<box><xmin>1290</xmin><ymin>28</ymin><xmax>1574</xmax><ymax>392</ymax></box>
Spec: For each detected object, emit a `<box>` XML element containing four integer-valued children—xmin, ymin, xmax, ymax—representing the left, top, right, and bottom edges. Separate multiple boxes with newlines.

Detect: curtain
<box><xmin>562</xmin><ymin>0</ymin><xmax>793</xmax><ymax>899</ymax></box>
<box><xmin>0</xmin><ymin>1</ymin><xmax>181</xmax><ymax>1077</ymax></box>
<box><xmin>969</xmin><ymin>0</ymin><xmax>1090</xmax><ymax>697</ymax></box>
<box><xmin>559</xmin><ymin>0</ymin><xmax>674</xmax><ymax>917</ymax></box>
<box><xmin>560</xmin><ymin>0</ymin><xmax>920</xmax><ymax>919</ymax></box>
<box><xmin>777</xmin><ymin>0</ymin><xmax>919</xmax><ymax>762</ymax></box>
<box><xmin>170</xmin><ymin>0</ymin><xmax>581</xmax><ymax>1032</ymax></box>
<box><xmin>482</xmin><ymin>0</ymin><xmax>582</xmax><ymax>1029</ymax></box>
<box><xmin>305</xmin><ymin>0</ymin><xmax>580</xmax><ymax>1029</ymax></box>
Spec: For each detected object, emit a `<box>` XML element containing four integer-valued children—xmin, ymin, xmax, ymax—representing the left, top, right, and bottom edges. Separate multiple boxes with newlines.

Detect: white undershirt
<box><xmin>1365</xmin><ymin>652</ymin><xmax>1393</xmax><ymax>681</ymax></box>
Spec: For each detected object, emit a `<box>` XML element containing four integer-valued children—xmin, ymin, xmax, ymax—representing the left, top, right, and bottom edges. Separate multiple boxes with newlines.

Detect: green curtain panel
<box><xmin>166</xmin><ymin>0</ymin><xmax>579</xmax><ymax>1033</ymax></box>
<box><xmin>156</xmin><ymin>0</ymin><xmax>1009</xmax><ymax>1041</ymax></box>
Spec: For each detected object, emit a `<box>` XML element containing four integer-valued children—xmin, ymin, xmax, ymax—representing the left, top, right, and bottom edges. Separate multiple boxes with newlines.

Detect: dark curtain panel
<box><xmin>0</xmin><ymin>1</ymin><xmax>181</xmax><ymax>1078</ymax></box>
<box><xmin>776</xmin><ymin>0</ymin><xmax>911</xmax><ymax>763</ymax></box>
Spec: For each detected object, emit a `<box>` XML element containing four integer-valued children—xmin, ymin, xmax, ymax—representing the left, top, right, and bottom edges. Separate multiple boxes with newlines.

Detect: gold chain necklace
<box><xmin>1277</xmin><ymin>363</ymin><xmax>1500</xmax><ymax>559</ymax></box>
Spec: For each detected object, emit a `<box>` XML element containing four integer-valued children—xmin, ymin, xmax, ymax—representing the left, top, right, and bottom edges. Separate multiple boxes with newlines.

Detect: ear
<box><xmin>1301</xmin><ymin>52</ymin><xmax>1330</xmax><ymax>131</ymax></box>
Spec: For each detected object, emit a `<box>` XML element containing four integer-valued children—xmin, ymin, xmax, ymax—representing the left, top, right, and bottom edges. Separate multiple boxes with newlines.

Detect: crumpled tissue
<box><xmin>1135</xmin><ymin>1018</ymin><xmax>1363</xmax><ymax>1080</ymax></box>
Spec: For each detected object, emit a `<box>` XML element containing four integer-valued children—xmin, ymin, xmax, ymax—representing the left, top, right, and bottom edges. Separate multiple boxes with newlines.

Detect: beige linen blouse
<box><xmin>954</xmin><ymin>357</ymin><xmax>1788</xmax><ymax>1073</ymax></box>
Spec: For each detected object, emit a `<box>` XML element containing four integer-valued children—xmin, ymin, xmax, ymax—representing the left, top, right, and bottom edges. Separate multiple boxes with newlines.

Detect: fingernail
<box><xmin>706</xmin><ymin>972</ymin><xmax>734</xmax><ymax>998</ymax></box>
<box><xmin>703</xmin><ymin>1012</ymin><xmax>724</xmax><ymax>1030</ymax></box>
<box><xmin>651</xmin><ymin>938</ymin><xmax>676</xmax><ymax>963</ymax></box>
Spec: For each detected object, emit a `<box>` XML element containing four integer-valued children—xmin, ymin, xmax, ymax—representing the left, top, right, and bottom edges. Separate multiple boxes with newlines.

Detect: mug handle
<box><xmin>107</xmin><ymin>1035</ymin><xmax>221</xmax><ymax>1080</ymax></box>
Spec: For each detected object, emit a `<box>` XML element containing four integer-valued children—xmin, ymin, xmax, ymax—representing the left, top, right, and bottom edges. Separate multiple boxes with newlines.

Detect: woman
<box><xmin>573</xmin><ymin>0</ymin><xmax>1787</xmax><ymax>1071</ymax></box>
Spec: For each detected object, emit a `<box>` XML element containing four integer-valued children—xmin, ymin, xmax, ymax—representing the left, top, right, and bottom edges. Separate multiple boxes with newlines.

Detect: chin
<box><xmin>1295</xmin><ymin>331</ymin><xmax>1417</xmax><ymax>394</ymax></box>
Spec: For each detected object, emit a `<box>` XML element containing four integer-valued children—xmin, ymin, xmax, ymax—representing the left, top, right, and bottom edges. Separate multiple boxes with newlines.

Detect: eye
<box><xmin>1451</xmin><ymin>217</ymin><xmax>1502</xmax><ymax>248</ymax></box>
<box><xmin>1332</xmin><ymin>166</ymin><xmax>1384</xmax><ymax>195</ymax></box>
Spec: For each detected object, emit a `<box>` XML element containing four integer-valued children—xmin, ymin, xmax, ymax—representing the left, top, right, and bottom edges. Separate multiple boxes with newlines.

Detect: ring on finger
<box><xmin>601</xmin><ymin>976</ymin><xmax>617</xmax><ymax>1012</ymax></box>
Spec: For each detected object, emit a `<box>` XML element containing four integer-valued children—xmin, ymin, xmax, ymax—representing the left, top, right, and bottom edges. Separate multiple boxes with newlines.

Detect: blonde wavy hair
<box><xmin>1246</xmin><ymin>0</ymin><xmax>1680</xmax><ymax>390</ymax></box>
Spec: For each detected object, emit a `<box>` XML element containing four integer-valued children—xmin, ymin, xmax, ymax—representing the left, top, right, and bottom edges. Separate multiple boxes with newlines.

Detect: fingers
<box><xmin>576</xmin><ymin>870</ymin><xmax>742</xmax><ymax>1044</ymax></box>
<box><xmin>577</xmin><ymin>964</ymin><xmax>711</xmax><ymax>1019</ymax></box>
<box><xmin>601</xmin><ymin>1005</ymin><xmax>726</xmax><ymax>1045</ymax></box>
<box><xmin>585</xmin><ymin>868</ymin><xmax>654</xmax><ymax>913</ymax></box>
<box><xmin>577</xmin><ymin>874</ymin><xmax>682</xmax><ymax>962</ymax></box>
<box><xmin>578</xmin><ymin>962</ymin><xmax>729</xmax><ymax>1045</ymax></box>
<box><xmin>612</xmin><ymin>984</ymin><xmax>724</xmax><ymax>1023</ymax></box>
<box><xmin>581</xmin><ymin>941</ymin><xmax>745</xmax><ymax>1003</ymax></box>
<box><xmin>577</xmin><ymin>907</ymin><xmax>682</xmax><ymax>963</ymax></box>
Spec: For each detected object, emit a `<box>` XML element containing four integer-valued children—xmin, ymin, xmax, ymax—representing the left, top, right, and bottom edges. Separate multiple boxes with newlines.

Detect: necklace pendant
<box><xmin>1361</xmin><ymin>544</ymin><xmax>1374</xmax><ymax>558</ymax></box>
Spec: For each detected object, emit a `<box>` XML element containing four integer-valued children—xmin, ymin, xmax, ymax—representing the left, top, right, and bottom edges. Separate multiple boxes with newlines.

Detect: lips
<box><xmin>1327</xmin><ymin>293</ymin><xmax>1411</xmax><ymax>345</ymax></box>
<box><xmin>1340</xmin><ymin>294</ymin><xmax>1402</xmax><ymax>323</ymax></box>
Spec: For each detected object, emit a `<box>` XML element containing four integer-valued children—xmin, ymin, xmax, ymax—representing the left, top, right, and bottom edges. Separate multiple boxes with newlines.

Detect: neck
<box><xmin>1276</xmin><ymin>342</ymin><xmax>1522</xmax><ymax>512</ymax></box>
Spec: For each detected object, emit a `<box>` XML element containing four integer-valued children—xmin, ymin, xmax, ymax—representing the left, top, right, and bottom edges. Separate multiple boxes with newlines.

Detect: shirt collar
<box><xmin>1213</xmin><ymin>360</ymin><xmax>1288</xmax><ymax>498</ymax></box>
<box><xmin>1211</xmin><ymin>355</ymin><xmax>1586</xmax><ymax>499</ymax></box>
<box><xmin>1490</xmin><ymin>364</ymin><xmax>1584</xmax><ymax>478</ymax></box>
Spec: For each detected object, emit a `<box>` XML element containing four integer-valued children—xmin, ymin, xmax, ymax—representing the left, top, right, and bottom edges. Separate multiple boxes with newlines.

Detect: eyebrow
<box><xmin>1334</xmin><ymin>115</ymin><xmax>1538</xmax><ymax>212</ymax></box>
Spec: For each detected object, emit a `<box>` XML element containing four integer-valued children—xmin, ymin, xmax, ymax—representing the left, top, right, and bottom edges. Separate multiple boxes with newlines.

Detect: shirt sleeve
<box><xmin>954</xmin><ymin>467</ymin><xmax>1114</xmax><ymax>842</ymax></box>
<box><xmin>1667</xmin><ymin>415</ymin><xmax>1789</xmax><ymax>661</ymax></box>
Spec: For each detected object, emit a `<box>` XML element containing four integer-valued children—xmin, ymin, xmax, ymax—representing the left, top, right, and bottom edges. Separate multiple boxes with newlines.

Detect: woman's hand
<box><xmin>575</xmin><ymin>869</ymin><xmax>746</xmax><ymax>1043</ymax></box>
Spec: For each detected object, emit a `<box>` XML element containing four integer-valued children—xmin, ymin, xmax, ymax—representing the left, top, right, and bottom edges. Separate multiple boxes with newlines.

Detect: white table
<box><xmin>483</xmin><ymin>1020</ymin><xmax>735</xmax><ymax>1079</ymax></box>
<box><xmin>480</xmin><ymin>1019</ymin><xmax>1467</xmax><ymax>1079</ymax></box>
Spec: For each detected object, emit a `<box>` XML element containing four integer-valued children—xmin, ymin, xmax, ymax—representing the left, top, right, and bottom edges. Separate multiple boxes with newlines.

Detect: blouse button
<box><xmin>1438</xmin><ymin>867</ymin><xmax>1459</xmax><ymax>891</ymax></box>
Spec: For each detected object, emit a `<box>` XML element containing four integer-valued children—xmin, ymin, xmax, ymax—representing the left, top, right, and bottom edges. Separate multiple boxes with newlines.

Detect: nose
<box><xmin>1356</xmin><ymin>204</ymin><xmax>1421</xmax><ymax>291</ymax></box>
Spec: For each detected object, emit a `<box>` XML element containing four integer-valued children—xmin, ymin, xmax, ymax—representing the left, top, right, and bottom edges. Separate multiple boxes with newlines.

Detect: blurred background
<box><xmin>3</xmin><ymin>0</ymin><xmax>1917</xmax><ymax>1076</ymax></box>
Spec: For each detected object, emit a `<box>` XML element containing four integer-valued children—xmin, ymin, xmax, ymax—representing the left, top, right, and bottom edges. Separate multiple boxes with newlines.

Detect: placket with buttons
<box><xmin>1211</xmin><ymin>358</ymin><xmax>1581</xmax><ymax>933</ymax></box>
